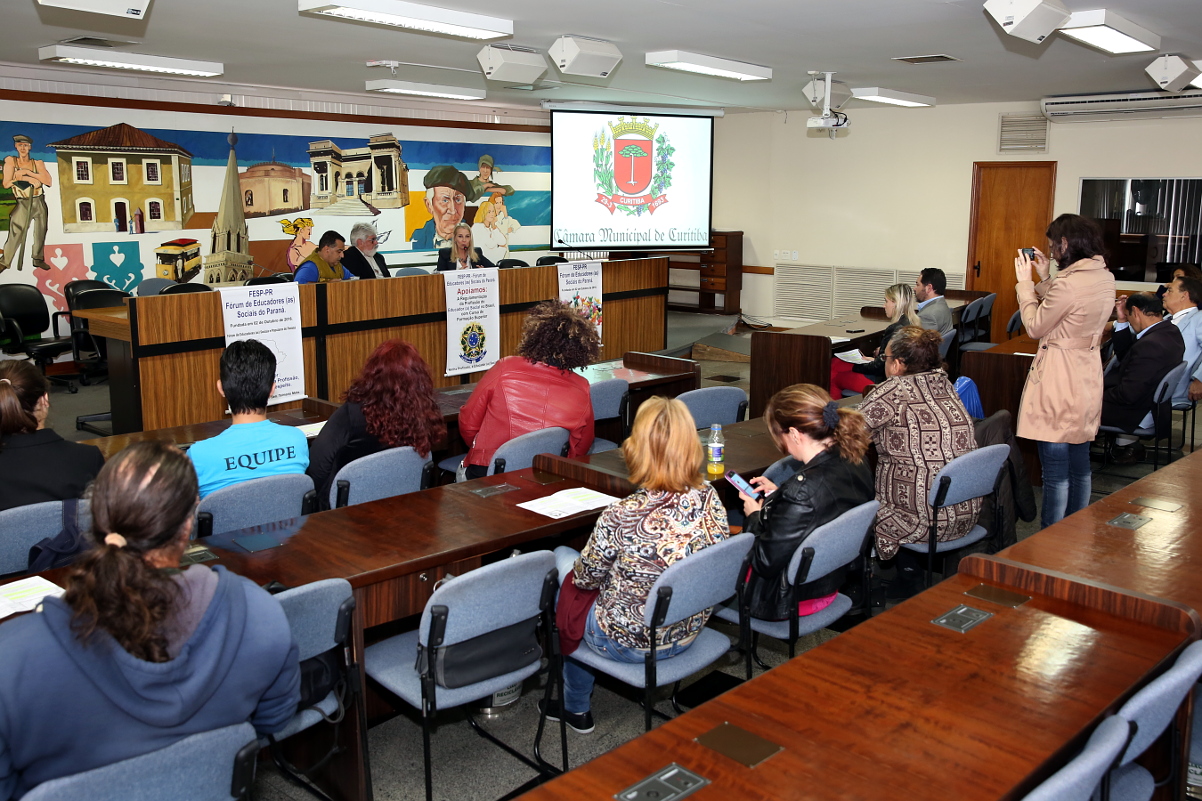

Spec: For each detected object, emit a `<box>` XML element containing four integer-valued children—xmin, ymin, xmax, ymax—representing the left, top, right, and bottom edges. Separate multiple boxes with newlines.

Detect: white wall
<box><xmin>714</xmin><ymin>102</ymin><xmax>1202</xmax><ymax>316</ymax></box>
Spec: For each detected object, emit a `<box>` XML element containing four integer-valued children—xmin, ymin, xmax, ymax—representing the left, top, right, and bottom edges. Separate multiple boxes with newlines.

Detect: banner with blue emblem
<box><xmin>443</xmin><ymin>267</ymin><xmax>500</xmax><ymax>377</ymax></box>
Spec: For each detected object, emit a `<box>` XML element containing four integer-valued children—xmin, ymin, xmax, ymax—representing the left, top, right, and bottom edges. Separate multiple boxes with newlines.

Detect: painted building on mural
<box><xmin>204</xmin><ymin>133</ymin><xmax>254</xmax><ymax>284</ymax></box>
<box><xmin>238</xmin><ymin>160</ymin><xmax>311</xmax><ymax>218</ymax></box>
<box><xmin>47</xmin><ymin>123</ymin><xmax>194</xmax><ymax>234</ymax></box>
<box><xmin>307</xmin><ymin>133</ymin><xmax>408</xmax><ymax>210</ymax></box>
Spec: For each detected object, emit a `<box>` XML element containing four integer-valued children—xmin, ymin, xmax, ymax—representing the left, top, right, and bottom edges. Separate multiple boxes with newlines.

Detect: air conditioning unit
<box><xmin>1041</xmin><ymin>90</ymin><xmax>1202</xmax><ymax>123</ymax></box>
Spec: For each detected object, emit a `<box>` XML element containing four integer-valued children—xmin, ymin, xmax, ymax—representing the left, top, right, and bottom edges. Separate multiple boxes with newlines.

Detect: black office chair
<box><xmin>245</xmin><ymin>274</ymin><xmax>291</xmax><ymax>285</ymax></box>
<box><xmin>535</xmin><ymin>256</ymin><xmax>568</xmax><ymax>266</ymax></box>
<box><xmin>0</xmin><ymin>284</ymin><xmax>77</xmax><ymax>392</ymax></box>
<box><xmin>160</xmin><ymin>282</ymin><xmax>213</xmax><ymax>294</ymax></box>
<box><xmin>497</xmin><ymin>258</ymin><xmax>529</xmax><ymax>269</ymax></box>
<box><xmin>69</xmin><ymin>287</ymin><xmax>131</xmax><ymax>436</ymax></box>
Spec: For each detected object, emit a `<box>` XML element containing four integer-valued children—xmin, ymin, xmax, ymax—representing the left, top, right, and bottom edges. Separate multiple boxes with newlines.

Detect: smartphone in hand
<box><xmin>725</xmin><ymin>470</ymin><xmax>761</xmax><ymax>499</ymax></box>
<box><xmin>1020</xmin><ymin>247</ymin><xmax>1036</xmax><ymax>260</ymax></box>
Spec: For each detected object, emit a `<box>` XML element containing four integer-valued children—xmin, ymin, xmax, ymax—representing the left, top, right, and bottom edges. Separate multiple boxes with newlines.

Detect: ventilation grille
<box><xmin>892</xmin><ymin>54</ymin><xmax>960</xmax><ymax>64</ymax></box>
<box><xmin>834</xmin><ymin>268</ymin><xmax>896</xmax><ymax>317</ymax></box>
<box><xmin>999</xmin><ymin>113</ymin><xmax>1049</xmax><ymax>154</ymax></box>
<box><xmin>774</xmin><ymin>265</ymin><xmax>965</xmax><ymax>323</ymax></box>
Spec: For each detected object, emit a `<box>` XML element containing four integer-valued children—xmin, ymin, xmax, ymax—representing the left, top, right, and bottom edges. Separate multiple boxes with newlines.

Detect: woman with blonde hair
<box><xmin>831</xmin><ymin>282</ymin><xmax>922</xmax><ymax>396</ymax></box>
<box><xmin>543</xmin><ymin>397</ymin><xmax>729</xmax><ymax>733</ymax></box>
<box><xmin>738</xmin><ymin>384</ymin><xmax>874</xmax><ymax>621</ymax></box>
<box><xmin>436</xmin><ymin>221</ymin><xmax>496</xmax><ymax>271</ymax></box>
<box><xmin>279</xmin><ymin>217</ymin><xmax>315</xmax><ymax>272</ymax></box>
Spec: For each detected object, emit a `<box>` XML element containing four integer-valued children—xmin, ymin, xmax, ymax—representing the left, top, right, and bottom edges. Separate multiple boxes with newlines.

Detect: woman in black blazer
<box><xmin>436</xmin><ymin>222</ymin><xmax>496</xmax><ymax>271</ymax></box>
<box><xmin>0</xmin><ymin>361</ymin><xmax>104</xmax><ymax>513</ymax></box>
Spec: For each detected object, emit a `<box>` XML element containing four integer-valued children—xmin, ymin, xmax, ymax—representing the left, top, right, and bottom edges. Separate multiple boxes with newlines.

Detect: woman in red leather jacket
<box><xmin>457</xmin><ymin>301</ymin><xmax>600</xmax><ymax>479</ymax></box>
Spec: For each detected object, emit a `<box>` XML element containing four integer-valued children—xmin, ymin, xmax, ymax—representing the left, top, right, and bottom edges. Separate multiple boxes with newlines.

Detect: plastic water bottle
<box><xmin>706</xmin><ymin>424</ymin><xmax>725</xmax><ymax>476</ymax></box>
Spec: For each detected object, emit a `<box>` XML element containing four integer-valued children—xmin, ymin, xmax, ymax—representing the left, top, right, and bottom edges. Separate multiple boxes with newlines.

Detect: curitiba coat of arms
<box><xmin>459</xmin><ymin>321</ymin><xmax>488</xmax><ymax>364</ymax></box>
<box><xmin>593</xmin><ymin>117</ymin><xmax>675</xmax><ymax>217</ymax></box>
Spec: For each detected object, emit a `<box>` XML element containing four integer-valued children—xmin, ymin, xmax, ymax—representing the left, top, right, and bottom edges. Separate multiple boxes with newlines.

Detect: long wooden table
<box><xmin>69</xmin><ymin>258</ymin><xmax>670</xmax><ymax>434</ymax></box>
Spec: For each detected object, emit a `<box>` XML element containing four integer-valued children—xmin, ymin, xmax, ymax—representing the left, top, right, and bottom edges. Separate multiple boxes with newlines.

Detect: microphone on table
<box><xmin>557</xmin><ymin>238</ymin><xmax>600</xmax><ymax>261</ymax></box>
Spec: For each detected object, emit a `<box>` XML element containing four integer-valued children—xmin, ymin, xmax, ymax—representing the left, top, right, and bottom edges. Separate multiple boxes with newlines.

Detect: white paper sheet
<box><xmin>517</xmin><ymin>488</ymin><xmax>619</xmax><ymax>519</ymax></box>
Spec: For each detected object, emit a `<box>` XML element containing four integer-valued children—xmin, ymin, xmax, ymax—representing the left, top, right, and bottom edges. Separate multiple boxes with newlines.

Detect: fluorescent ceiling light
<box><xmin>644</xmin><ymin>50</ymin><xmax>771</xmax><ymax>81</ymax></box>
<box><xmin>850</xmin><ymin>87</ymin><xmax>935</xmax><ymax>107</ymax></box>
<box><xmin>365</xmin><ymin>79</ymin><xmax>485</xmax><ymax>100</ymax></box>
<box><xmin>299</xmin><ymin>0</ymin><xmax>512</xmax><ymax>40</ymax></box>
<box><xmin>38</xmin><ymin>45</ymin><xmax>223</xmax><ymax>77</ymax></box>
<box><xmin>1058</xmin><ymin>9</ymin><xmax>1160</xmax><ymax>54</ymax></box>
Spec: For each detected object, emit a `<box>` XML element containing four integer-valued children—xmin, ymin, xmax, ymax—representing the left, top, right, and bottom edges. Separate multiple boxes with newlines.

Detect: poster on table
<box><xmin>217</xmin><ymin>282</ymin><xmax>305</xmax><ymax>405</ymax></box>
<box><xmin>557</xmin><ymin>260</ymin><xmax>603</xmax><ymax>341</ymax></box>
<box><xmin>443</xmin><ymin>268</ymin><xmax>501</xmax><ymax>377</ymax></box>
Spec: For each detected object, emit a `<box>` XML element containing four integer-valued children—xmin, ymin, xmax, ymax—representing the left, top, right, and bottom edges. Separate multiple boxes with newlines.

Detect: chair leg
<box><xmin>669</xmin><ymin>681</ymin><xmax>684</xmax><ymax>715</ymax></box>
<box><xmin>750</xmin><ymin>633</ymin><xmax>771</xmax><ymax>671</ymax></box>
<box><xmin>644</xmin><ymin>685</ymin><xmax>653</xmax><ymax>732</ymax></box>
<box><xmin>421</xmin><ymin>712</ymin><xmax>434</xmax><ymax>801</ymax></box>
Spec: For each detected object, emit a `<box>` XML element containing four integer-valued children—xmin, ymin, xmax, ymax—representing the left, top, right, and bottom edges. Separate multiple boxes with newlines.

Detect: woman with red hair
<box><xmin>307</xmin><ymin>339</ymin><xmax>446</xmax><ymax>504</ymax></box>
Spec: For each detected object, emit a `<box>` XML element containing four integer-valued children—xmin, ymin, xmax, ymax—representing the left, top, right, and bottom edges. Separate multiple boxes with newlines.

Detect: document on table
<box><xmin>835</xmin><ymin>350</ymin><xmax>872</xmax><ymax>364</ymax></box>
<box><xmin>517</xmin><ymin>488</ymin><xmax>619</xmax><ymax>519</ymax></box>
<box><xmin>0</xmin><ymin>576</ymin><xmax>65</xmax><ymax>620</ymax></box>
<box><xmin>296</xmin><ymin>421</ymin><xmax>327</xmax><ymax>438</ymax></box>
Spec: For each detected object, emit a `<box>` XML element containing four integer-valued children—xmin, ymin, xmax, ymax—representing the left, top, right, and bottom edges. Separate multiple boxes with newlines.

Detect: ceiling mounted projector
<box><xmin>803</xmin><ymin>76</ymin><xmax>851</xmax><ymax>110</ymax></box>
<box><xmin>36</xmin><ymin>0</ymin><xmax>151</xmax><ymax>18</ymax></box>
<box><xmin>477</xmin><ymin>44</ymin><xmax>546</xmax><ymax>83</ymax></box>
<box><xmin>1146</xmin><ymin>55</ymin><xmax>1202</xmax><ymax>93</ymax></box>
<box><xmin>548</xmin><ymin>36</ymin><xmax>622</xmax><ymax>78</ymax></box>
<box><xmin>982</xmin><ymin>0</ymin><xmax>1070</xmax><ymax>44</ymax></box>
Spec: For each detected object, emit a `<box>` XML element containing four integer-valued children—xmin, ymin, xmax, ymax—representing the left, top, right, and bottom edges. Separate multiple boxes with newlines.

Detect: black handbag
<box><xmin>27</xmin><ymin>500</ymin><xmax>89</xmax><ymax>573</ymax></box>
<box><xmin>415</xmin><ymin>616</ymin><xmax>542</xmax><ymax>689</ymax></box>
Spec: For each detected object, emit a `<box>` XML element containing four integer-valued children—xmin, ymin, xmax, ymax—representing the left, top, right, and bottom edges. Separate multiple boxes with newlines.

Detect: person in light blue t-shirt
<box><xmin>189</xmin><ymin>339</ymin><xmax>309</xmax><ymax>498</ymax></box>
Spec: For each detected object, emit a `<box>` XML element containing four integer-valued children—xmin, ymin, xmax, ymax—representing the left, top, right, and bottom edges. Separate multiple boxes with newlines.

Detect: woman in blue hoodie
<box><xmin>0</xmin><ymin>441</ymin><xmax>300</xmax><ymax>799</ymax></box>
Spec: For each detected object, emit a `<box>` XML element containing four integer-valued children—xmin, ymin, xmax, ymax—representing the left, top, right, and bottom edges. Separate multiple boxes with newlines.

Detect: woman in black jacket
<box><xmin>737</xmin><ymin>384</ymin><xmax>874</xmax><ymax>621</ymax></box>
<box><xmin>435</xmin><ymin>223</ymin><xmax>496</xmax><ymax>271</ymax></box>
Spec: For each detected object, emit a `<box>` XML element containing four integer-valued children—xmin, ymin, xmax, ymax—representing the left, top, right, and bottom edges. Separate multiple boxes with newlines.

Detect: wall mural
<box><xmin>0</xmin><ymin>109</ymin><xmax>550</xmax><ymax>320</ymax></box>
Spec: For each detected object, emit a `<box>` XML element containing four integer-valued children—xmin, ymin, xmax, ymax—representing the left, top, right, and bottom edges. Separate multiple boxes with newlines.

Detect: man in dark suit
<box><xmin>1104</xmin><ymin>291</ymin><xmax>1186</xmax><ymax>462</ymax></box>
<box><xmin>341</xmin><ymin>222</ymin><xmax>390</xmax><ymax>280</ymax></box>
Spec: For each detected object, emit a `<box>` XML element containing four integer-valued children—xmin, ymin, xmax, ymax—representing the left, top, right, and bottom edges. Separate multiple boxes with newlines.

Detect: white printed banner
<box><xmin>218</xmin><ymin>283</ymin><xmax>305</xmax><ymax>405</ymax></box>
<box><xmin>557</xmin><ymin>260</ymin><xmax>603</xmax><ymax>341</ymax></box>
<box><xmin>443</xmin><ymin>268</ymin><xmax>501</xmax><ymax>377</ymax></box>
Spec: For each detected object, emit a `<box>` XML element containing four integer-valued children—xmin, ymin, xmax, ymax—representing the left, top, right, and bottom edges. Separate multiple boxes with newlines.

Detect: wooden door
<box><xmin>966</xmin><ymin>162</ymin><xmax>1057</xmax><ymax>343</ymax></box>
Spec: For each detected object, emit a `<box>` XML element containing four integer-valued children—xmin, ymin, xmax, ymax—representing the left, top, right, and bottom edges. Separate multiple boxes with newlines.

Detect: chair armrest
<box><xmin>196</xmin><ymin>511</ymin><xmax>214</xmax><ymax>539</ymax></box>
<box><xmin>301</xmin><ymin>489</ymin><xmax>318</xmax><ymax>515</ymax></box>
<box><xmin>52</xmin><ymin>311</ymin><xmax>70</xmax><ymax>338</ymax></box>
<box><xmin>492</xmin><ymin>456</ymin><xmax>507</xmax><ymax>475</ymax></box>
<box><xmin>334</xmin><ymin>480</ymin><xmax>351</xmax><ymax>509</ymax></box>
<box><xmin>1</xmin><ymin>316</ymin><xmax>25</xmax><ymax>343</ymax></box>
<box><xmin>737</xmin><ymin>400</ymin><xmax>748</xmax><ymax>423</ymax></box>
<box><xmin>420</xmin><ymin>461</ymin><xmax>437</xmax><ymax>490</ymax></box>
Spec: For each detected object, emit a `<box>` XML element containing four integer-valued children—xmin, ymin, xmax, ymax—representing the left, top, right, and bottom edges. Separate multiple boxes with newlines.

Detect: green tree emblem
<box><xmin>619</xmin><ymin>144</ymin><xmax>648</xmax><ymax>186</ymax></box>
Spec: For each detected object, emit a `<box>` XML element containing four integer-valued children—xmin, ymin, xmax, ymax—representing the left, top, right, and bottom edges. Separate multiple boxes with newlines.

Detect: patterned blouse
<box><xmin>573</xmin><ymin>485</ymin><xmax>729</xmax><ymax>650</ymax></box>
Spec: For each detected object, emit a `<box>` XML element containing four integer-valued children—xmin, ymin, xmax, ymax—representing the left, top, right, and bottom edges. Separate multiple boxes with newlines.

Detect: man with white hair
<box><xmin>342</xmin><ymin>221</ymin><xmax>390</xmax><ymax>280</ymax></box>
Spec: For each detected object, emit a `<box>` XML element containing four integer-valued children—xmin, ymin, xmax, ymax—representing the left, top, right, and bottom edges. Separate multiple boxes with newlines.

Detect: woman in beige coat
<box><xmin>1014</xmin><ymin>213</ymin><xmax>1115</xmax><ymax>527</ymax></box>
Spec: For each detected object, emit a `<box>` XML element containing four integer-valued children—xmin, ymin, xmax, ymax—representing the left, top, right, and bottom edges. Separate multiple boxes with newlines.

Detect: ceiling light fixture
<box><xmin>644</xmin><ymin>50</ymin><xmax>771</xmax><ymax>81</ymax></box>
<box><xmin>1058</xmin><ymin>9</ymin><xmax>1160</xmax><ymax>54</ymax></box>
<box><xmin>850</xmin><ymin>87</ymin><xmax>935</xmax><ymax>107</ymax></box>
<box><xmin>365</xmin><ymin>79</ymin><xmax>485</xmax><ymax>100</ymax></box>
<box><xmin>38</xmin><ymin>45</ymin><xmax>223</xmax><ymax>77</ymax></box>
<box><xmin>299</xmin><ymin>0</ymin><xmax>512</xmax><ymax>40</ymax></box>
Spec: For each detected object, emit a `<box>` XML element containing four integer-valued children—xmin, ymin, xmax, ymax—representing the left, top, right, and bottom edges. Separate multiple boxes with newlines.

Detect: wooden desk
<box><xmin>517</xmin><ymin>568</ymin><xmax>1195</xmax><ymax>801</ymax></box>
<box><xmin>74</xmin><ymin>259</ymin><xmax>669</xmax><ymax>434</ymax></box>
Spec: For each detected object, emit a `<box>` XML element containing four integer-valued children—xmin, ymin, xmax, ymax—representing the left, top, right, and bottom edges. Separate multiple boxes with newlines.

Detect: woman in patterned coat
<box><xmin>860</xmin><ymin>327</ymin><xmax>980</xmax><ymax>595</ymax></box>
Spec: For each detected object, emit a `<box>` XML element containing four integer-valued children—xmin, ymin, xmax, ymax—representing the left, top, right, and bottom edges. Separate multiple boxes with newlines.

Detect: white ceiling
<box><xmin>3</xmin><ymin>0</ymin><xmax>1201</xmax><ymax>113</ymax></box>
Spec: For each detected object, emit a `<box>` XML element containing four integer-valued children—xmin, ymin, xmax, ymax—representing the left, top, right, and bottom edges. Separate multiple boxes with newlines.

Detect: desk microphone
<box><xmin>557</xmin><ymin>238</ymin><xmax>601</xmax><ymax>261</ymax></box>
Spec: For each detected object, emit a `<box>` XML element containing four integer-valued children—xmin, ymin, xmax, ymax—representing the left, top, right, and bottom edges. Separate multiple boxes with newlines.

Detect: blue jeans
<box><xmin>1037</xmin><ymin>440</ymin><xmax>1092</xmax><ymax>528</ymax></box>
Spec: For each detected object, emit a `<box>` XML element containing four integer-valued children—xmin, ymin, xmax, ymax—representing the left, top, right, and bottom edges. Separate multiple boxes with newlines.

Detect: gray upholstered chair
<box><xmin>392</xmin><ymin>267</ymin><xmax>429</xmax><ymax>277</ymax></box>
<box><xmin>0</xmin><ymin>499</ymin><xmax>91</xmax><ymax>576</ymax></box>
<box><xmin>567</xmin><ymin>534</ymin><xmax>754</xmax><ymax>731</ymax></box>
<box><xmin>195</xmin><ymin>473</ymin><xmax>317</xmax><ymax>537</ymax></box>
<box><xmin>1018</xmin><ymin>716</ymin><xmax>1132</xmax><ymax>801</ymax></box>
<box><xmin>136</xmin><ymin>277</ymin><xmax>175</xmax><ymax>296</ymax></box>
<box><xmin>899</xmin><ymin>443</ymin><xmax>1009</xmax><ymax>587</ymax></box>
<box><xmin>439</xmin><ymin>426</ymin><xmax>570</xmax><ymax>481</ymax></box>
<box><xmin>587</xmin><ymin>378</ymin><xmax>629</xmax><ymax>453</ymax></box>
<box><xmin>160</xmin><ymin>281</ymin><xmax>213</xmax><ymax>294</ymax></box>
<box><xmin>363</xmin><ymin>551</ymin><xmax>565</xmax><ymax>801</ymax></box>
<box><xmin>676</xmin><ymin>386</ymin><xmax>748</xmax><ymax>429</ymax></box>
<box><xmin>715</xmin><ymin>501</ymin><xmax>879</xmax><ymax>676</ymax></box>
<box><xmin>1006</xmin><ymin>309</ymin><xmax>1023</xmax><ymax>338</ymax></box>
<box><xmin>329</xmin><ymin>446</ymin><xmax>434</xmax><ymax>508</ymax></box>
<box><xmin>22</xmin><ymin>722</ymin><xmax>259</xmax><ymax>801</ymax></box>
<box><xmin>1099</xmin><ymin>360</ymin><xmax>1189</xmax><ymax>471</ymax></box>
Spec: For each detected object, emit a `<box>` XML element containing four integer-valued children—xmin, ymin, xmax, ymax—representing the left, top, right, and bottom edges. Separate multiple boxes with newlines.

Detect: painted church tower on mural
<box><xmin>204</xmin><ymin>132</ymin><xmax>254</xmax><ymax>284</ymax></box>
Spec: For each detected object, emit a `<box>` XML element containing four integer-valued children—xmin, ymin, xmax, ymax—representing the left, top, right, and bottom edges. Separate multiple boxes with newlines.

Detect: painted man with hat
<box><xmin>411</xmin><ymin>165</ymin><xmax>470</xmax><ymax>251</ymax></box>
<box><xmin>1</xmin><ymin>134</ymin><xmax>53</xmax><ymax>272</ymax></box>
<box><xmin>467</xmin><ymin>154</ymin><xmax>514</xmax><ymax>203</ymax></box>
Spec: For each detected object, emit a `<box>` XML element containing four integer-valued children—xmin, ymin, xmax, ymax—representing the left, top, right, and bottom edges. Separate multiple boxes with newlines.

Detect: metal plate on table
<box><xmin>932</xmin><ymin>604</ymin><xmax>993</xmax><ymax>633</ymax></box>
<box><xmin>528</xmin><ymin>470</ymin><xmax>566</xmax><ymax>486</ymax></box>
<box><xmin>1130</xmin><ymin>496</ymin><xmax>1182</xmax><ymax>513</ymax></box>
<box><xmin>695</xmin><ymin>722</ymin><xmax>782</xmax><ymax>768</ymax></box>
<box><xmin>964</xmin><ymin>583</ymin><xmax>1030</xmax><ymax>608</ymax></box>
<box><xmin>470</xmin><ymin>483</ymin><xmax>519</xmax><ymax>497</ymax></box>
<box><xmin>1108</xmin><ymin>512</ymin><xmax>1152</xmax><ymax>530</ymax></box>
<box><xmin>616</xmin><ymin>764</ymin><xmax>710</xmax><ymax>801</ymax></box>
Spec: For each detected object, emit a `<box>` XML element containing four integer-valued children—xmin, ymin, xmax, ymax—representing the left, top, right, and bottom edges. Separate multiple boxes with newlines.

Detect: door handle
<box><xmin>973</xmin><ymin>260</ymin><xmax>981</xmax><ymax>277</ymax></box>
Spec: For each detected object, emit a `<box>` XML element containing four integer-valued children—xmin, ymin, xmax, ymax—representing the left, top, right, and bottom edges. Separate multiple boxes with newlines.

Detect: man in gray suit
<box><xmin>915</xmin><ymin>268</ymin><xmax>953</xmax><ymax>336</ymax></box>
<box><xmin>1162</xmin><ymin>276</ymin><xmax>1202</xmax><ymax>405</ymax></box>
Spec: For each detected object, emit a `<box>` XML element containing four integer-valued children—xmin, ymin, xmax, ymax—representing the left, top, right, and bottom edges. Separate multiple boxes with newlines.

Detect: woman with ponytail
<box><xmin>859</xmin><ymin>326</ymin><xmax>980</xmax><ymax>598</ymax></box>
<box><xmin>737</xmin><ymin>383</ymin><xmax>874</xmax><ymax>621</ymax></box>
<box><xmin>0</xmin><ymin>360</ymin><xmax>103</xmax><ymax>513</ymax></box>
<box><xmin>0</xmin><ymin>441</ymin><xmax>299</xmax><ymax>799</ymax></box>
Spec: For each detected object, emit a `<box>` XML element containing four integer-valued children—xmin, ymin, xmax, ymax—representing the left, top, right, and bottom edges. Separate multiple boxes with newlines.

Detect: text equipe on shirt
<box><xmin>223</xmin><ymin>446</ymin><xmax>299</xmax><ymax>472</ymax></box>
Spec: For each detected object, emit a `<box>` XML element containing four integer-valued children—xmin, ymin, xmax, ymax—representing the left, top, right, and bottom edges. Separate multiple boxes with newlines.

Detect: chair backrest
<box><xmin>787</xmin><ymin>501</ymin><xmax>879</xmax><ymax>586</ymax></box>
<box><xmin>329</xmin><ymin>446</ymin><xmax>431</xmax><ymax>508</ymax></box>
<box><xmin>1006</xmin><ymin>309</ymin><xmax>1022</xmax><ymax>338</ymax></box>
<box><xmin>959</xmin><ymin>297</ymin><xmax>982</xmax><ymax>326</ymax></box>
<box><xmin>161</xmin><ymin>282</ymin><xmax>213</xmax><ymax>295</ymax></box>
<box><xmin>645</xmin><ymin>535</ymin><xmax>755</xmax><ymax>629</ymax></box>
<box><xmin>590</xmin><ymin>377</ymin><xmax>629</xmax><ymax>421</ymax></box>
<box><xmin>1179</xmin><ymin>351</ymin><xmax>1202</xmax><ymax>405</ymax></box>
<box><xmin>392</xmin><ymin>266</ymin><xmax>429</xmax><ymax>277</ymax></box>
<box><xmin>938</xmin><ymin>328</ymin><xmax>957</xmax><ymax>359</ymax></box>
<box><xmin>1019</xmin><ymin>716</ymin><xmax>1132</xmax><ymax>801</ymax></box>
<box><xmin>419</xmin><ymin>550</ymin><xmax>556</xmax><ymax>647</ymax></box>
<box><xmin>275</xmin><ymin>578</ymin><xmax>353</xmax><ymax>662</ymax></box>
<box><xmin>497</xmin><ymin>258</ymin><xmax>529</xmax><ymax>269</ymax></box>
<box><xmin>1152</xmin><ymin>361</ymin><xmax>1189</xmax><ymax>430</ymax></box>
<box><xmin>64</xmin><ymin>279</ymin><xmax>113</xmax><ymax>308</ymax></box>
<box><xmin>536</xmin><ymin>255</ymin><xmax>568</xmax><ymax>266</ymax></box>
<box><xmin>243</xmin><ymin>275</ymin><xmax>291</xmax><ymax>286</ymax></box>
<box><xmin>0</xmin><ymin>283</ymin><xmax>51</xmax><ymax>335</ymax></box>
<box><xmin>73</xmin><ymin>287</ymin><xmax>131</xmax><ymax>311</ymax></box>
<box><xmin>762</xmin><ymin>456</ymin><xmax>801</xmax><ymax>487</ymax></box>
<box><xmin>490</xmin><ymin>427</ymin><xmax>570</xmax><ymax>475</ymax></box>
<box><xmin>1115</xmin><ymin>639</ymin><xmax>1202</xmax><ymax>765</ymax></box>
<box><xmin>0</xmin><ymin>500</ymin><xmax>67</xmax><ymax>575</ymax></box>
<box><xmin>677</xmin><ymin>386</ymin><xmax>748</xmax><ymax>429</ymax></box>
<box><xmin>21</xmin><ymin>721</ymin><xmax>259</xmax><ymax>801</ymax></box>
<box><xmin>929</xmin><ymin>443</ymin><xmax>1009</xmax><ymax>508</ymax></box>
<box><xmin>136</xmin><ymin>278</ymin><xmax>176</xmax><ymax>296</ymax></box>
<box><xmin>197</xmin><ymin>473</ymin><xmax>315</xmax><ymax>536</ymax></box>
